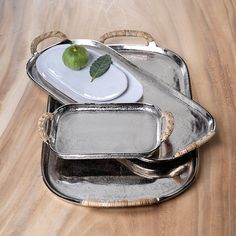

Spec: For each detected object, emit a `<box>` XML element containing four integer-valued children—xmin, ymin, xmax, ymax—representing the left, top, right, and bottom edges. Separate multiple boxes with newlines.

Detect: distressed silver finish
<box><xmin>27</xmin><ymin>39</ymin><xmax>215</xmax><ymax>160</ymax></box>
<box><xmin>46</xmin><ymin>103</ymin><xmax>164</xmax><ymax>160</ymax></box>
<box><xmin>41</xmin><ymin>42</ymin><xmax>199</xmax><ymax>206</ymax></box>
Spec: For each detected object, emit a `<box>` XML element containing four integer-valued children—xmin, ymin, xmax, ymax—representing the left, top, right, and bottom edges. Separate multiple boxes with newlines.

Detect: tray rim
<box><xmin>47</xmin><ymin>103</ymin><xmax>164</xmax><ymax>160</ymax></box>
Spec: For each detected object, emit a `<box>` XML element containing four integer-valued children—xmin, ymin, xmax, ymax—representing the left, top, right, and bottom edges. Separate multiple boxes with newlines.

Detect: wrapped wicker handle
<box><xmin>160</xmin><ymin>112</ymin><xmax>175</xmax><ymax>142</ymax></box>
<box><xmin>174</xmin><ymin>130</ymin><xmax>215</xmax><ymax>158</ymax></box>
<box><xmin>159</xmin><ymin>112</ymin><xmax>215</xmax><ymax>157</ymax></box>
<box><xmin>99</xmin><ymin>30</ymin><xmax>156</xmax><ymax>46</ymax></box>
<box><xmin>31</xmin><ymin>31</ymin><xmax>68</xmax><ymax>55</ymax></box>
<box><xmin>38</xmin><ymin>112</ymin><xmax>53</xmax><ymax>142</ymax></box>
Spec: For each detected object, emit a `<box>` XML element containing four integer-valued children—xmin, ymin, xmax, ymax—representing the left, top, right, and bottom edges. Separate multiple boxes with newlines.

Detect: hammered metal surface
<box><xmin>48</xmin><ymin>103</ymin><xmax>162</xmax><ymax>160</ymax></box>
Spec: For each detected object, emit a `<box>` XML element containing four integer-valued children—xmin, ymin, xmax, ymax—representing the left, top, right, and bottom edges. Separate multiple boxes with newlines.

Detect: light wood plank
<box><xmin>0</xmin><ymin>0</ymin><xmax>235</xmax><ymax>235</ymax></box>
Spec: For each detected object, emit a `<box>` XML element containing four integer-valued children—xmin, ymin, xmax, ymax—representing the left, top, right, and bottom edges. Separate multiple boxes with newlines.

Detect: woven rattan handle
<box><xmin>99</xmin><ymin>30</ymin><xmax>156</xmax><ymax>46</ymax></box>
<box><xmin>31</xmin><ymin>31</ymin><xmax>68</xmax><ymax>55</ymax></box>
<box><xmin>174</xmin><ymin>130</ymin><xmax>215</xmax><ymax>158</ymax></box>
<box><xmin>38</xmin><ymin>112</ymin><xmax>53</xmax><ymax>142</ymax></box>
<box><xmin>160</xmin><ymin>112</ymin><xmax>175</xmax><ymax>142</ymax></box>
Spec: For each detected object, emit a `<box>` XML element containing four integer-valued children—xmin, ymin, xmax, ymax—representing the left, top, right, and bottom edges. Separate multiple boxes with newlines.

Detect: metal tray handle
<box><xmin>99</xmin><ymin>30</ymin><xmax>157</xmax><ymax>47</ymax></box>
<box><xmin>117</xmin><ymin>159</ymin><xmax>188</xmax><ymax>179</ymax></box>
<box><xmin>160</xmin><ymin>111</ymin><xmax>215</xmax><ymax>157</ymax></box>
<box><xmin>81</xmin><ymin>198</ymin><xmax>159</xmax><ymax>207</ymax></box>
<box><xmin>31</xmin><ymin>31</ymin><xmax>68</xmax><ymax>55</ymax></box>
<box><xmin>175</xmin><ymin>130</ymin><xmax>215</xmax><ymax>157</ymax></box>
<box><xmin>160</xmin><ymin>111</ymin><xmax>175</xmax><ymax>142</ymax></box>
<box><xmin>38</xmin><ymin>112</ymin><xmax>53</xmax><ymax>142</ymax></box>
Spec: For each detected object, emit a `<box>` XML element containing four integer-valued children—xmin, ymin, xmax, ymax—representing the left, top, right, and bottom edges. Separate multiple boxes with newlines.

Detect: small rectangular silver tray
<box><xmin>39</xmin><ymin>103</ymin><xmax>174</xmax><ymax>160</ymax></box>
<box><xmin>27</xmin><ymin>31</ymin><xmax>215</xmax><ymax>160</ymax></box>
<box><xmin>41</xmin><ymin>30</ymin><xmax>199</xmax><ymax>207</ymax></box>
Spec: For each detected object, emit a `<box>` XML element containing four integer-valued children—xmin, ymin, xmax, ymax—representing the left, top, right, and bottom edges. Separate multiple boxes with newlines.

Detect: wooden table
<box><xmin>0</xmin><ymin>0</ymin><xmax>235</xmax><ymax>235</ymax></box>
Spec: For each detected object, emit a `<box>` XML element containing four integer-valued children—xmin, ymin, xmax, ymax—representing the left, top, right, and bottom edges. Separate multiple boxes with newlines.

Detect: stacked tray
<box><xmin>26</xmin><ymin>30</ymin><xmax>215</xmax><ymax>207</ymax></box>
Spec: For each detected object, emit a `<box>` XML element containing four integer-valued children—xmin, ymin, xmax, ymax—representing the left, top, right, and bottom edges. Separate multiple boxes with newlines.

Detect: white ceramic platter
<box><xmin>36</xmin><ymin>44</ymin><xmax>143</xmax><ymax>103</ymax></box>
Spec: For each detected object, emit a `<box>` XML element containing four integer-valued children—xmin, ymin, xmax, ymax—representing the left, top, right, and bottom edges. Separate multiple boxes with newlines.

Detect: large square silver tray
<box><xmin>41</xmin><ymin>30</ymin><xmax>199</xmax><ymax>207</ymax></box>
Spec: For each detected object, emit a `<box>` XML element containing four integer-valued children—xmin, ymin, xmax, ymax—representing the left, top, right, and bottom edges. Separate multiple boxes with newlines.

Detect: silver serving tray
<box><xmin>27</xmin><ymin>35</ymin><xmax>215</xmax><ymax>160</ymax></box>
<box><xmin>41</xmin><ymin>32</ymin><xmax>199</xmax><ymax>207</ymax></box>
<box><xmin>40</xmin><ymin>103</ymin><xmax>174</xmax><ymax>160</ymax></box>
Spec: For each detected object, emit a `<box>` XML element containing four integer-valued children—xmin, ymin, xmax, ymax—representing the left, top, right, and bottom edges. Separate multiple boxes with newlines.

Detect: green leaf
<box><xmin>89</xmin><ymin>54</ymin><xmax>112</xmax><ymax>82</ymax></box>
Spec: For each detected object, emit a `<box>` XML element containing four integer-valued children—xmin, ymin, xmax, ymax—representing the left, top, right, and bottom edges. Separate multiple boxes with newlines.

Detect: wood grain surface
<box><xmin>0</xmin><ymin>0</ymin><xmax>235</xmax><ymax>235</ymax></box>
